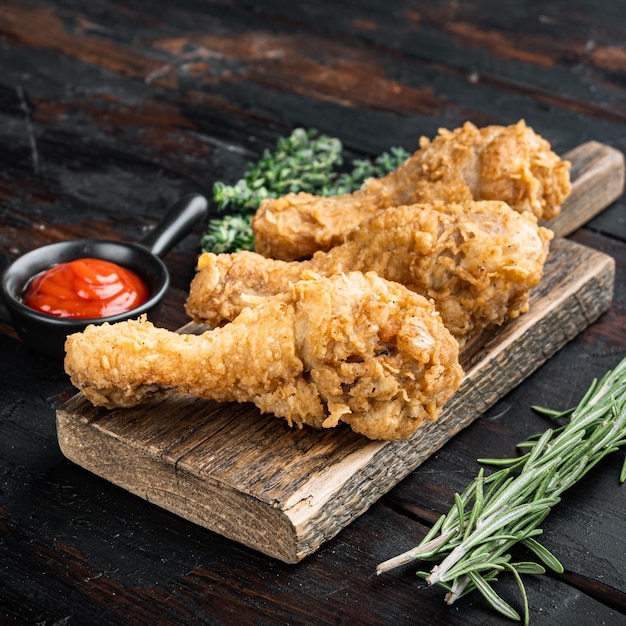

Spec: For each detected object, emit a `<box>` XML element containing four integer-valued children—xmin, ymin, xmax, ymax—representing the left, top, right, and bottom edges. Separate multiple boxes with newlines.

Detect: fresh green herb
<box><xmin>212</xmin><ymin>128</ymin><xmax>344</xmax><ymax>213</ymax></box>
<box><xmin>201</xmin><ymin>128</ymin><xmax>410</xmax><ymax>253</ymax></box>
<box><xmin>200</xmin><ymin>214</ymin><xmax>256</xmax><ymax>254</ymax></box>
<box><xmin>377</xmin><ymin>355</ymin><xmax>626</xmax><ymax>624</ymax></box>
<box><xmin>326</xmin><ymin>147</ymin><xmax>412</xmax><ymax>196</ymax></box>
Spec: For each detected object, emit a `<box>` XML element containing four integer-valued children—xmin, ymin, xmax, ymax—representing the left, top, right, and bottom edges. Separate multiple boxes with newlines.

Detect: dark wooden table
<box><xmin>1</xmin><ymin>1</ymin><xmax>625</xmax><ymax>624</ymax></box>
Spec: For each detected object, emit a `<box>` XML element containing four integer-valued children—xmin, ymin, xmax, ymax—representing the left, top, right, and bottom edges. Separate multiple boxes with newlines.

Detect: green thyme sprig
<box><xmin>201</xmin><ymin>128</ymin><xmax>410</xmax><ymax>253</ymax></box>
<box><xmin>212</xmin><ymin>128</ymin><xmax>344</xmax><ymax>213</ymax></box>
<box><xmin>200</xmin><ymin>214</ymin><xmax>255</xmax><ymax>254</ymax></box>
<box><xmin>327</xmin><ymin>146</ymin><xmax>411</xmax><ymax>196</ymax></box>
<box><xmin>377</xmin><ymin>355</ymin><xmax>626</xmax><ymax>624</ymax></box>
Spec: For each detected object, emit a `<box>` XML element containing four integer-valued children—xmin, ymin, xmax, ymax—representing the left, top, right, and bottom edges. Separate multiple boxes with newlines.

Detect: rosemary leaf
<box><xmin>454</xmin><ymin>493</ymin><xmax>466</xmax><ymax>535</ymax></box>
<box><xmin>420</xmin><ymin>512</ymin><xmax>447</xmax><ymax>545</ymax></box>
<box><xmin>503</xmin><ymin>563</ymin><xmax>531</xmax><ymax>626</ymax></box>
<box><xmin>466</xmin><ymin>570</ymin><xmax>521</xmax><ymax>621</ymax></box>
<box><xmin>482</xmin><ymin>467</ymin><xmax>512</xmax><ymax>498</ymax></box>
<box><xmin>444</xmin><ymin>558</ymin><xmax>507</xmax><ymax>582</ymax></box>
<box><xmin>477</xmin><ymin>455</ymin><xmax>530</xmax><ymax>468</ymax></box>
<box><xmin>524</xmin><ymin>428</ymin><xmax>554</xmax><ymax>466</ymax></box>
<box><xmin>520</xmin><ymin>537</ymin><xmax>564</xmax><ymax>573</ymax></box>
<box><xmin>530</xmin><ymin>405</ymin><xmax>574</xmax><ymax>419</ymax></box>
<box><xmin>463</xmin><ymin>469</ymin><xmax>485</xmax><ymax>540</ymax></box>
<box><xmin>510</xmin><ymin>562</ymin><xmax>546</xmax><ymax>576</ymax></box>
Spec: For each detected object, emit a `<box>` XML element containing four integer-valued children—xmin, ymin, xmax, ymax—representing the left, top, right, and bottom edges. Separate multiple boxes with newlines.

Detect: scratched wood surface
<box><xmin>56</xmin><ymin>142</ymin><xmax>620</xmax><ymax>563</ymax></box>
<box><xmin>3</xmin><ymin>1</ymin><xmax>626</xmax><ymax>624</ymax></box>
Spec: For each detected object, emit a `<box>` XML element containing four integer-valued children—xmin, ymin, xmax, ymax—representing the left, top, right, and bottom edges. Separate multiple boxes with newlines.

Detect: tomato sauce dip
<box><xmin>23</xmin><ymin>258</ymin><xmax>149</xmax><ymax>319</ymax></box>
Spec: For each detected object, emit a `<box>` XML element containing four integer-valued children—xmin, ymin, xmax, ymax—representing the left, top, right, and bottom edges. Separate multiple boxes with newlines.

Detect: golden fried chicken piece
<box><xmin>64</xmin><ymin>272</ymin><xmax>462</xmax><ymax>441</ymax></box>
<box><xmin>187</xmin><ymin>201</ymin><xmax>553</xmax><ymax>344</ymax></box>
<box><xmin>252</xmin><ymin>120</ymin><xmax>570</xmax><ymax>260</ymax></box>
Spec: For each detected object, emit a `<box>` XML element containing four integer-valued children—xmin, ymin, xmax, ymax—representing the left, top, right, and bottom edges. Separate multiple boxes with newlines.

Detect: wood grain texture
<box><xmin>56</xmin><ymin>144</ymin><xmax>619</xmax><ymax>563</ymax></box>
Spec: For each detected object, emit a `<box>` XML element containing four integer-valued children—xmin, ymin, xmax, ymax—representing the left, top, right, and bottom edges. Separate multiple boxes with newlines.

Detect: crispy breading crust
<box><xmin>252</xmin><ymin>120</ymin><xmax>570</xmax><ymax>260</ymax></box>
<box><xmin>65</xmin><ymin>272</ymin><xmax>463</xmax><ymax>441</ymax></box>
<box><xmin>187</xmin><ymin>201</ymin><xmax>553</xmax><ymax>344</ymax></box>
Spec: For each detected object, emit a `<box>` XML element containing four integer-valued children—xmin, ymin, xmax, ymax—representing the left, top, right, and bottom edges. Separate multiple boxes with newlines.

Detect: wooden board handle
<box><xmin>546</xmin><ymin>141</ymin><xmax>624</xmax><ymax>238</ymax></box>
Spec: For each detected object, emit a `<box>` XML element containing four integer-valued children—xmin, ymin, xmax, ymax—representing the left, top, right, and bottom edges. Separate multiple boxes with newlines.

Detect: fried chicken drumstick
<box><xmin>187</xmin><ymin>201</ymin><xmax>552</xmax><ymax>344</ymax></box>
<box><xmin>252</xmin><ymin>120</ymin><xmax>570</xmax><ymax>260</ymax></box>
<box><xmin>65</xmin><ymin>272</ymin><xmax>463</xmax><ymax>441</ymax></box>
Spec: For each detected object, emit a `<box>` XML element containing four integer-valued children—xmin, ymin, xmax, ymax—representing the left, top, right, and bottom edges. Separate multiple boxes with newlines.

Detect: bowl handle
<box><xmin>139</xmin><ymin>194</ymin><xmax>208</xmax><ymax>258</ymax></box>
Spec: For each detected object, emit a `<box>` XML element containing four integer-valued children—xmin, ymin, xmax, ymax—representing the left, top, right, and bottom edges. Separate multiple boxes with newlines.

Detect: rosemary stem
<box><xmin>446</xmin><ymin>575</ymin><xmax>471</xmax><ymax>604</ymax></box>
<box><xmin>427</xmin><ymin>545</ymin><xmax>468</xmax><ymax>585</ymax></box>
<box><xmin>376</xmin><ymin>530</ymin><xmax>454</xmax><ymax>575</ymax></box>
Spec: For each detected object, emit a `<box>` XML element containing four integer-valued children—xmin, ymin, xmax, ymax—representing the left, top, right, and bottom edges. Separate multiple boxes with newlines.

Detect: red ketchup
<box><xmin>23</xmin><ymin>258</ymin><xmax>149</xmax><ymax>319</ymax></box>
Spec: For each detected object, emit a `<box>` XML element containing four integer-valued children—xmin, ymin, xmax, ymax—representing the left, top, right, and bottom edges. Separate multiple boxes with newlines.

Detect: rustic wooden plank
<box><xmin>546</xmin><ymin>141</ymin><xmax>625</xmax><ymax>237</ymax></box>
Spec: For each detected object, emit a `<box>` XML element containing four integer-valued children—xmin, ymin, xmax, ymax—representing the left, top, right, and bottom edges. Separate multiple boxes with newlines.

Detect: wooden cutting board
<box><xmin>56</xmin><ymin>141</ymin><xmax>624</xmax><ymax>564</ymax></box>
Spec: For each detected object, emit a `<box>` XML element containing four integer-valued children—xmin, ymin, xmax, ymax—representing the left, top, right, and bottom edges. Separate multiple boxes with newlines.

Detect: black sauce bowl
<box><xmin>1</xmin><ymin>193</ymin><xmax>208</xmax><ymax>359</ymax></box>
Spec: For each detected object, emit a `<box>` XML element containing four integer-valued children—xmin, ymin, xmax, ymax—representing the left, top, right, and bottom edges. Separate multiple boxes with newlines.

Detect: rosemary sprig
<box><xmin>377</xmin><ymin>355</ymin><xmax>626</xmax><ymax>624</ymax></box>
<box><xmin>201</xmin><ymin>128</ymin><xmax>410</xmax><ymax>253</ymax></box>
